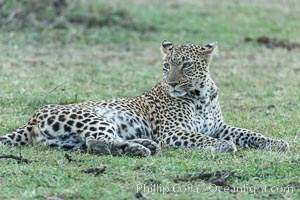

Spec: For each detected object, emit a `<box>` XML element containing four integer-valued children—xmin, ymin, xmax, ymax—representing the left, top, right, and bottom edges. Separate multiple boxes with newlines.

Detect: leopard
<box><xmin>0</xmin><ymin>40</ymin><xmax>290</xmax><ymax>157</ymax></box>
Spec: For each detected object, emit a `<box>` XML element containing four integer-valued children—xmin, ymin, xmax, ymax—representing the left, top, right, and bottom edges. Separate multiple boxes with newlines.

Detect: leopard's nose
<box><xmin>167</xmin><ymin>82</ymin><xmax>179</xmax><ymax>88</ymax></box>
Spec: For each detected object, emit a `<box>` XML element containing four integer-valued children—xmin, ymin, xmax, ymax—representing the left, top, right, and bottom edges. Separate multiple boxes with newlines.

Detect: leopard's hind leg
<box><xmin>1</xmin><ymin>105</ymin><xmax>154</xmax><ymax>157</ymax></box>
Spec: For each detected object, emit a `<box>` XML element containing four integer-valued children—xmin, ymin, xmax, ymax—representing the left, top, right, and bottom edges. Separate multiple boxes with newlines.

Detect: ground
<box><xmin>0</xmin><ymin>0</ymin><xmax>299</xmax><ymax>199</ymax></box>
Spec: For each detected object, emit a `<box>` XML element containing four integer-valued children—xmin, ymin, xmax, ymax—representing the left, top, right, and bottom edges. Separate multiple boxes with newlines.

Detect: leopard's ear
<box><xmin>161</xmin><ymin>40</ymin><xmax>174</xmax><ymax>55</ymax></box>
<box><xmin>200</xmin><ymin>41</ymin><xmax>218</xmax><ymax>63</ymax></box>
<box><xmin>201</xmin><ymin>41</ymin><xmax>218</xmax><ymax>55</ymax></box>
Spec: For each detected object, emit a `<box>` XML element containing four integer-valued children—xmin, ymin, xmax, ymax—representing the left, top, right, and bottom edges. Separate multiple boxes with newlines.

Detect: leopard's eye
<box><xmin>163</xmin><ymin>63</ymin><xmax>170</xmax><ymax>70</ymax></box>
<box><xmin>182</xmin><ymin>62</ymin><xmax>192</xmax><ymax>69</ymax></box>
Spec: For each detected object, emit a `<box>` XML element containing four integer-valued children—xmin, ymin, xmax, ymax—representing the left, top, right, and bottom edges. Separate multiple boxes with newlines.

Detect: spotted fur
<box><xmin>0</xmin><ymin>40</ymin><xmax>289</xmax><ymax>156</ymax></box>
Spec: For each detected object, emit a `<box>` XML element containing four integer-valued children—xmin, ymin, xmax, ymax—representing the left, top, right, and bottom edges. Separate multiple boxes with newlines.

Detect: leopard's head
<box><xmin>161</xmin><ymin>40</ymin><xmax>217</xmax><ymax>97</ymax></box>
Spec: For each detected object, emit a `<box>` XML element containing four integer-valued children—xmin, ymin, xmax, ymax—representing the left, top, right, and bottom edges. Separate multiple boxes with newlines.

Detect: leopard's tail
<box><xmin>0</xmin><ymin>125</ymin><xmax>36</xmax><ymax>146</ymax></box>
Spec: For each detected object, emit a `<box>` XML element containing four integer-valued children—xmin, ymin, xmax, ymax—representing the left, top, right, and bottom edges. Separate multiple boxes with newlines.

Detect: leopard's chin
<box><xmin>169</xmin><ymin>90</ymin><xmax>187</xmax><ymax>97</ymax></box>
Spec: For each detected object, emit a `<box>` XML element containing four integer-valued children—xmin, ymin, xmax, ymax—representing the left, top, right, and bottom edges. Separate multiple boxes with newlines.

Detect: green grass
<box><xmin>0</xmin><ymin>0</ymin><xmax>299</xmax><ymax>199</ymax></box>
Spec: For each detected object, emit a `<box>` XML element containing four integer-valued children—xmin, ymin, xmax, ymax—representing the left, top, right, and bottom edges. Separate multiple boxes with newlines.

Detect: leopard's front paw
<box><xmin>116</xmin><ymin>142</ymin><xmax>152</xmax><ymax>157</ymax></box>
<box><xmin>130</xmin><ymin>139</ymin><xmax>161</xmax><ymax>155</ymax></box>
<box><xmin>258</xmin><ymin>139</ymin><xmax>290</xmax><ymax>153</ymax></box>
<box><xmin>214</xmin><ymin>140</ymin><xmax>237</xmax><ymax>153</ymax></box>
<box><xmin>272</xmin><ymin>139</ymin><xmax>290</xmax><ymax>152</ymax></box>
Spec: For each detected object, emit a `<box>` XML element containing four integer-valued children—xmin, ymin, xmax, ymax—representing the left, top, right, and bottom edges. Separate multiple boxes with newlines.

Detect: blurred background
<box><xmin>0</xmin><ymin>0</ymin><xmax>299</xmax><ymax>126</ymax></box>
<box><xmin>1</xmin><ymin>0</ymin><xmax>299</xmax><ymax>46</ymax></box>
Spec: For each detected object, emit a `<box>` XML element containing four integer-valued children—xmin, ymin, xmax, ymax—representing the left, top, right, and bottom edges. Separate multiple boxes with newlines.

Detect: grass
<box><xmin>0</xmin><ymin>0</ymin><xmax>299</xmax><ymax>199</ymax></box>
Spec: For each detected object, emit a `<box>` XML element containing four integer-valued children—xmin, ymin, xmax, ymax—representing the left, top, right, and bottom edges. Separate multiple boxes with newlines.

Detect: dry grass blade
<box><xmin>0</xmin><ymin>154</ymin><xmax>32</xmax><ymax>164</ymax></box>
<box><xmin>82</xmin><ymin>166</ymin><xmax>106</xmax><ymax>176</ymax></box>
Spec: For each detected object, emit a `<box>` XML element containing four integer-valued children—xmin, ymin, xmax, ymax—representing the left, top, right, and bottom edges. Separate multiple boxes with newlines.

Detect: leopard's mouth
<box><xmin>168</xmin><ymin>88</ymin><xmax>187</xmax><ymax>97</ymax></box>
<box><xmin>163</xmin><ymin>82</ymin><xmax>187</xmax><ymax>97</ymax></box>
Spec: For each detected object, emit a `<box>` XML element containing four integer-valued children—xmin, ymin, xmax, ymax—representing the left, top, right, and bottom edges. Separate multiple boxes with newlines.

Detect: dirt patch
<box><xmin>82</xmin><ymin>166</ymin><xmax>106</xmax><ymax>176</ymax></box>
<box><xmin>283</xmin><ymin>182</ymin><xmax>300</xmax><ymax>190</ymax></box>
<box><xmin>133</xmin><ymin>162</ymin><xmax>157</xmax><ymax>172</ymax></box>
<box><xmin>244</xmin><ymin>36</ymin><xmax>300</xmax><ymax>51</ymax></box>
<box><xmin>134</xmin><ymin>165</ymin><xmax>144</xmax><ymax>170</ymax></box>
<box><xmin>64</xmin><ymin>153</ymin><xmax>82</xmax><ymax>163</ymax></box>
<box><xmin>135</xmin><ymin>192</ymin><xmax>149</xmax><ymax>200</ymax></box>
<box><xmin>174</xmin><ymin>171</ymin><xmax>238</xmax><ymax>188</ymax></box>
<box><xmin>144</xmin><ymin>178</ymin><xmax>161</xmax><ymax>185</ymax></box>
<box><xmin>23</xmin><ymin>60</ymin><xmax>47</xmax><ymax>68</ymax></box>
<box><xmin>253</xmin><ymin>182</ymin><xmax>298</xmax><ymax>194</ymax></box>
<box><xmin>174</xmin><ymin>171</ymin><xmax>297</xmax><ymax>194</ymax></box>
